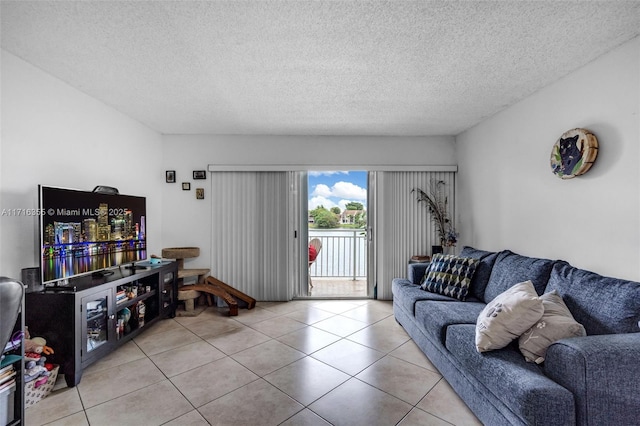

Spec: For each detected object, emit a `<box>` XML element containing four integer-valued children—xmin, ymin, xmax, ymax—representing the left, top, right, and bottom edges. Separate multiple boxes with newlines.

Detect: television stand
<box><xmin>25</xmin><ymin>261</ymin><xmax>178</xmax><ymax>387</ymax></box>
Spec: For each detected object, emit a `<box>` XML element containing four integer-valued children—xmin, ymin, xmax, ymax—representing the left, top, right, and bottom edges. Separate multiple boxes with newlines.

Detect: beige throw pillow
<box><xmin>518</xmin><ymin>290</ymin><xmax>586</xmax><ymax>364</ymax></box>
<box><xmin>475</xmin><ymin>280</ymin><xmax>544</xmax><ymax>352</ymax></box>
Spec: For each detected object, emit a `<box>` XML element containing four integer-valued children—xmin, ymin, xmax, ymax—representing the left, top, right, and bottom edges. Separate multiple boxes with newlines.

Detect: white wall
<box><xmin>161</xmin><ymin>135</ymin><xmax>456</xmax><ymax>272</ymax></box>
<box><xmin>13</xmin><ymin>33</ymin><xmax>634</xmax><ymax>288</ymax></box>
<box><xmin>456</xmin><ymin>37</ymin><xmax>640</xmax><ymax>281</ymax></box>
<box><xmin>0</xmin><ymin>50</ymin><xmax>164</xmax><ymax>279</ymax></box>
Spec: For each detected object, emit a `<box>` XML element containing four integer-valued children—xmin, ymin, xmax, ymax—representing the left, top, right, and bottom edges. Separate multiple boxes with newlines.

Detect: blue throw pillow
<box><xmin>421</xmin><ymin>254</ymin><xmax>479</xmax><ymax>301</ymax></box>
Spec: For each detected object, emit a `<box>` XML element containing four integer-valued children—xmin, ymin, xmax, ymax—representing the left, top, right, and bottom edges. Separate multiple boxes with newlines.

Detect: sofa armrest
<box><xmin>407</xmin><ymin>262</ymin><xmax>429</xmax><ymax>285</ymax></box>
<box><xmin>545</xmin><ymin>333</ymin><xmax>640</xmax><ymax>426</ymax></box>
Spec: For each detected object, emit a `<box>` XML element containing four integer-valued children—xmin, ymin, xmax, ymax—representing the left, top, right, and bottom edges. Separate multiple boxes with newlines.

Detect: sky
<box><xmin>308</xmin><ymin>171</ymin><xmax>367</xmax><ymax>212</ymax></box>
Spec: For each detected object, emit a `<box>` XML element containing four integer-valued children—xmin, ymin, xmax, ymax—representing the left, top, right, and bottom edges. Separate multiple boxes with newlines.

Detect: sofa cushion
<box><xmin>414</xmin><ymin>300</ymin><xmax>485</xmax><ymax>344</ymax></box>
<box><xmin>476</xmin><ymin>280</ymin><xmax>544</xmax><ymax>352</ymax></box>
<box><xmin>420</xmin><ymin>254</ymin><xmax>478</xmax><ymax>301</ymax></box>
<box><xmin>545</xmin><ymin>262</ymin><xmax>640</xmax><ymax>335</ymax></box>
<box><xmin>483</xmin><ymin>250</ymin><xmax>555</xmax><ymax>303</ymax></box>
<box><xmin>459</xmin><ymin>246</ymin><xmax>499</xmax><ymax>301</ymax></box>
<box><xmin>407</xmin><ymin>262</ymin><xmax>430</xmax><ymax>285</ymax></box>
<box><xmin>446</xmin><ymin>324</ymin><xmax>576</xmax><ymax>426</ymax></box>
<box><xmin>392</xmin><ymin>279</ymin><xmax>462</xmax><ymax>317</ymax></box>
<box><xmin>518</xmin><ymin>290</ymin><xmax>586</xmax><ymax>364</ymax></box>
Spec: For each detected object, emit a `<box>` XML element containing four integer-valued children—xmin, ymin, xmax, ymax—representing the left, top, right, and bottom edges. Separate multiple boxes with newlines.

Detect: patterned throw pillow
<box><xmin>420</xmin><ymin>254</ymin><xmax>479</xmax><ymax>301</ymax></box>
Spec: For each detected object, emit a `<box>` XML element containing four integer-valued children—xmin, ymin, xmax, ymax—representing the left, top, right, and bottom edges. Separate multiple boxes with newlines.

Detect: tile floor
<box><xmin>25</xmin><ymin>299</ymin><xmax>482</xmax><ymax>426</ymax></box>
<box><xmin>308</xmin><ymin>278</ymin><xmax>367</xmax><ymax>298</ymax></box>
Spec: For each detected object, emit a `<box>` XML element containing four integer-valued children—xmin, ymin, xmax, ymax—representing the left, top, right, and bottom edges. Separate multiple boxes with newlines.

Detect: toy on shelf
<box><xmin>24</xmin><ymin>327</ymin><xmax>54</xmax><ymax>356</ymax></box>
<box><xmin>23</xmin><ymin>328</ymin><xmax>55</xmax><ymax>388</ymax></box>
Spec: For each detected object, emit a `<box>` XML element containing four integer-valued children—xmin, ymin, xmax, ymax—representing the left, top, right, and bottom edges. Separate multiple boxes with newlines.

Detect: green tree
<box><xmin>309</xmin><ymin>205</ymin><xmax>327</xmax><ymax>220</ymax></box>
<box><xmin>330</xmin><ymin>207</ymin><xmax>341</xmax><ymax>215</ymax></box>
<box><xmin>345</xmin><ymin>202</ymin><xmax>364</xmax><ymax>211</ymax></box>
<box><xmin>314</xmin><ymin>209</ymin><xmax>339</xmax><ymax>228</ymax></box>
<box><xmin>354</xmin><ymin>211</ymin><xmax>367</xmax><ymax>228</ymax></box>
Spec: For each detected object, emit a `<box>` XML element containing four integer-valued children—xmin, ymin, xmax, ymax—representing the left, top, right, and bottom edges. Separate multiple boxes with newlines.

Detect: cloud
<box><xmin>332</xmin><ymin>181</ymin><xmax>367</xmax><ymax>201</ymax></box>
<box><xmin>309</xmin><ymin>196</ymin><xmax>339</xmax><ymax>211</ymax></box>
<box><xmin>312</xmin><ymin>183</ymin><xmax>332</xmax><ymax>198</ymax></box>
<box><xmin>309</xmin><ymin>176</ymin><xmax>367</xmax><ymax>212</ymax></box>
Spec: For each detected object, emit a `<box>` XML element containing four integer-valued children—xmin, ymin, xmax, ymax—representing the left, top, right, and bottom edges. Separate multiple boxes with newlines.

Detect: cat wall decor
<box><xmin>550</xmin><ymin>128</ymin><xmax>598</xmax><ymax>179</ymax></box>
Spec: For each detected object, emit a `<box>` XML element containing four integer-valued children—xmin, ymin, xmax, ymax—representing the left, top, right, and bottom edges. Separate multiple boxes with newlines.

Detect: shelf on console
<box><xmin>26</xmin><ymin>261</ymin><xmax>177</xmax><ymax>387</ymax></box>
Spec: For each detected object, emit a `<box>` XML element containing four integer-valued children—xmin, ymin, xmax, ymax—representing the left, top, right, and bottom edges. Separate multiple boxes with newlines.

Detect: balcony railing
<box><xmin>309</xmin><ymin>229</ymin><xmax>367</xmax><ymax>279</ymax></box>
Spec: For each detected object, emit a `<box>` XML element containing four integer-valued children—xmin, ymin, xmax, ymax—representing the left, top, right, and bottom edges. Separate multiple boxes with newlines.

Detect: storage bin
<box><xmin>24</xmin><ymin>365</ymin><xmax>59</xmax><ymax>408</ymax></box>
<box><xmin>0</xmin><ymin>381</ymin><xmax>16</xmax><ymax>425</ymax></box>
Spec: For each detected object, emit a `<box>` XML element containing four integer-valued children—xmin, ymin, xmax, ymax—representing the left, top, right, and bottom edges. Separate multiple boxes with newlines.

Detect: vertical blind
<box><xmin>209</xmin><ymin>169</ymin><xmax>455</xmax><ymax>301</ymax></box>
<box><xmin>374</xmin><ymin>171</ymin><xmax>456</xmax><ymax>300</ymax></box>
<box><xmin>289</xmin><ymin>171</ymin><xmax>306</xmax><ymax>298</ymax></box>
<box><xmin>210</xmin><ymin>171</ymin><xmax>294</xmax><ymax>301</ymax></box>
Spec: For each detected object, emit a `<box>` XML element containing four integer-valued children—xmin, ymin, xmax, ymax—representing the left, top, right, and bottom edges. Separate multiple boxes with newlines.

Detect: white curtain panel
<box><xmin>374</xmin><ymin>171</ymin><xmax>456</xmax><ymax>300</ymax></box>
<box><xmin>210</xmin><ymin>171</ymin><xmax>294</xmax><ymax>301</ymax></box>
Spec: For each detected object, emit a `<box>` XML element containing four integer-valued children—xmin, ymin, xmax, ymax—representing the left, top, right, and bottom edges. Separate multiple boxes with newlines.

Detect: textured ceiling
<box><xmin>1</xmin><ymin>1</ymin><xmax>639</xmax><ymax>136</ymax></box>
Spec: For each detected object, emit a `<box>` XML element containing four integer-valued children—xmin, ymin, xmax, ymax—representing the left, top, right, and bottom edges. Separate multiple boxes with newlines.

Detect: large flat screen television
<box><xmin>39</xmin><ymin>185</ymin><xmax>147</xmax><ymax>284</ymax></box>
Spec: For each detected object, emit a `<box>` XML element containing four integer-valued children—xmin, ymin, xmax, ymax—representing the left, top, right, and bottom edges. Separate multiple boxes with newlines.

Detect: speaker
<box><xmin>21</xmin><ymin>267</ymin><xmax>43</xmax><ymax>293</ymax></box>
<box><xmin>92</xmin><ymin>185</ymin><xmax>119</xmax><ymax>195</ymax></box>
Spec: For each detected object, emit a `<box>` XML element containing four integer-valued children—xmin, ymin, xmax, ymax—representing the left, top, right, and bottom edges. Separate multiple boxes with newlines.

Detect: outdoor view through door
<box><xmin>308</xmin><ymin>171</ymin><xmax>368</xmax><ymax>297</ymax></box>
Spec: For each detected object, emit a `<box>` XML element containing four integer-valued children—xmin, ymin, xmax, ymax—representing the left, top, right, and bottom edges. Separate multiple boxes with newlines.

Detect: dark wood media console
<box><xmin>25</xmin><ymin>261</ymin><xmax>178</xmax><ymax>387</ymax></box>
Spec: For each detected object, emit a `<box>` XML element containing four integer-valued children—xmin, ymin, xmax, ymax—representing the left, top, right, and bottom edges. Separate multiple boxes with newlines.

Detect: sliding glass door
<box><xmin>305</xmin><ymin>171</ymin><xmax>369</xmax><ymax>298</ymax></box>
<box><xmin>208</xmin><ymin>168</ymin><xmax>455</xmax><ymax>301</ymax></box>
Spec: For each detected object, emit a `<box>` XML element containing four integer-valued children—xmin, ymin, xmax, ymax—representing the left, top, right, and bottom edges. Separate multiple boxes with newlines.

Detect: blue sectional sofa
<box><xmin>392</xmin><ymin>246</ymin><xmax>640</xmax><ymax>426</ymax></box>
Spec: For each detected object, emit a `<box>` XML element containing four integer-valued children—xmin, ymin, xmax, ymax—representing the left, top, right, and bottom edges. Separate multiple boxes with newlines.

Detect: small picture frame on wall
<box><xmin>166</xmin><ymin>170</ymin><xmax>176</xmax><ymax>183</ymax></box>
<box><xmin>193</xmin><ymin>170</ymin><xmax>207</xmax><ymax>180</ymax></box>
<box><xmin>182</xmin><ymin>182</ymin><xmax>191</xmax><ymax>191</ymax></box>
<box><xmin>196</xmin><ymin>188</ymin><xmax>204</xmax><ymax>199</ymax></box>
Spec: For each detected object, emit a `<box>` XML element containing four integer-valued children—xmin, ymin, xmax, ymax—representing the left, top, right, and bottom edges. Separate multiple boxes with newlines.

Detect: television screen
<box><xmin>39</xmin><ymin>185</ymin><xmax>147</xmax><ymax>284</ymax></box>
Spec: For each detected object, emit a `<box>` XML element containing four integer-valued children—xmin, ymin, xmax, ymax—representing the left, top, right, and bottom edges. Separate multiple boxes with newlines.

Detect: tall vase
<box><xmin>432</xmin><ymin>245</ymin><xmax>443</xmax><ymax>256</ymax></box>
